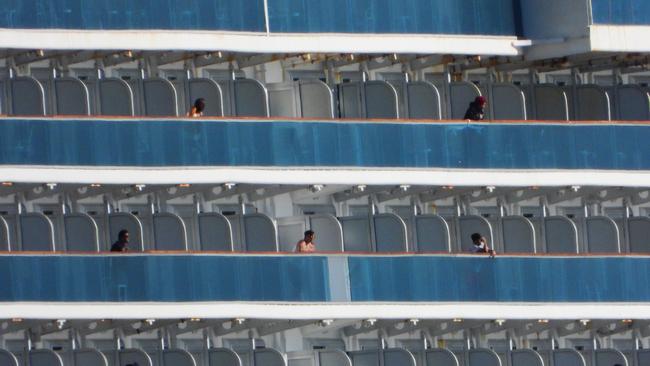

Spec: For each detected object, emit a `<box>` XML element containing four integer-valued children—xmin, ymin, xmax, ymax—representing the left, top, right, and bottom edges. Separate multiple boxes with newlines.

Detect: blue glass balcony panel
<box><xmin>267</xmin><ymin>0</ymin><xmax>517</xmax><ymax>35</ymax></box>
<box><xmin>1</xmin><ymin>119</ymin><xmax>650</xmax><ymax>170</ymax></box>
<box><xmin>1</xmin><ymin>255</ymin><xmax>650</xmax><ymax>303</ymax></box>
<box><xmin>0</xmin><ymin>0</ymin><xmax>265</xmax><ymax>31</ymax></box>
<box><xmin>0</xmin><ymin>0</ymin><xmax>517</xmax><ymax>35</ymax></box>
<box><xmin>0</xmin><ymin>255</ymin><xmax>330</xmax><ymax>302</ymax></box>
<box><xmin>591</xmin><ymin>0</ymin><xmax>650</xmax><ymax>25</ymax></box>
<box><xmin>348</xmin><ymin>256</ymin><xmax>650</xmax><ymax>302</ymax></box>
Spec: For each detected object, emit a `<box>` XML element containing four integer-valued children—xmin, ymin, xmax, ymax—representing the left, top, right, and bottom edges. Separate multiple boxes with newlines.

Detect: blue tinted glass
<box><xmin>0</xmin><ymin>0</ymin><xmax>518</xmax><ymax>34</ymax></box>
<box><xmin>0</xmin><ymin>0</ymin><xmax>265</xmax><ymax>31</ymax></box>
<box><xmin>348</xmin><ymin>256</ymin><xmax>650</xmax><ymax>302</ymax></box>
<box><xmin>0</xmin><ymin>256</ymin><xmax>330</xmax><ymax>302</ymax></box>
<box><xmin>0</xmin><ymin>255</ymin><xmax>648</xmax><ymax>303</ymax></box>
<box><xmin>267</xmin><ymin>0</ymin><xmax>517</xmax><ymax>35</ymax></box>
<box><xmin>592</xmin><ymin>0</ymin><xmax>650</xmax><ymax>25</ymax></box>
<box><xmin>1</xmin><ymin>119</ymin><xmax>650</xmax><ymax>171</ymax></box>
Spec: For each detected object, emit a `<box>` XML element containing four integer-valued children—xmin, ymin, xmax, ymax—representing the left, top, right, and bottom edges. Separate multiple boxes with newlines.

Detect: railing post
<box><xmin>263</xmin><ymin>0</ymin><xmax>271</xmax><ymax>35</ymax></box>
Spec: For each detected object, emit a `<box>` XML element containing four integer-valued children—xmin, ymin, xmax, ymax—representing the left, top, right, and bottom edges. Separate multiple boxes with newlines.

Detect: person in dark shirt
<box><xmin>464</xmin><ymin>96</ymin><xmax>487</xmax><ymax>121</ymax></box>
<box><xmin>110</xmin><ymin>229</ymin><xmax>129</xmax><ymax>252</ymax></box>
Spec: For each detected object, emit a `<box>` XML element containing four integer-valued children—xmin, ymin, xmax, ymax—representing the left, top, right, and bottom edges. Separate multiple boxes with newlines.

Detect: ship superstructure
<box><xmin>1</xmin><ymin>1</ymin><xmax>650</xmax><ymax>366</ymax></box>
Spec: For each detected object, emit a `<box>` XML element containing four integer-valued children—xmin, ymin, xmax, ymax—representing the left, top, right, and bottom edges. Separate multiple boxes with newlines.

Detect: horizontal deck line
<box><xmin>1</xmin><ymin>166</ymin><xmax>650</xmax><ymax>187</ymax></box>
<box><xmin>1</xmin><ymin>302</ymin><xmax>648</xmax><ymax>320</ymax></box>
<box><xmin>0</xmin><ymin>29</ymin><xmax>522</xmax><ymax>55</ymax></box>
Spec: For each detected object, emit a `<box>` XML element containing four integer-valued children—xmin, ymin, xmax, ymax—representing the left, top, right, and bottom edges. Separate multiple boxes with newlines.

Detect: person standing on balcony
<box><xmin>110</xmin><ymin>229</ymin><xmax>130</xmax><ymax>252</ymax></box>
<box><xmin>296</xmin><ymin>230</ymin><xmax>316</xmax><ymax>253</ymax></box>
<box><xmin>188</xmin><ymin>98</ymin><xmax>206</xmax><ymax>117</ymax></box>
<box><xmin>464</xmin><ymin>96</ymin><xmax>487</xmax><ymax>121</ymax></box>
<box><xmin>471</xmin><ymin>232</ymin><xmax>496</xmax><ymax>257</ymax></box>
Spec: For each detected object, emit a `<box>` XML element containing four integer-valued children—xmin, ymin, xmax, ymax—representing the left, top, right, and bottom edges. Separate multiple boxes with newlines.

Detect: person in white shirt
<box><xmin>471</xmin><ymin>232</ymin><xmax>496</xmax><ymax>257</ymax></box>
